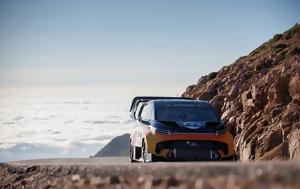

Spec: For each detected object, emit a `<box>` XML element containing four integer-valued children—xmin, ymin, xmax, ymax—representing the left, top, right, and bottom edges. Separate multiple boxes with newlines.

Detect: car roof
<box><xmin>129</xmin><ymin>96</ymin><xmax>191</xmax><ymax>112</ymax></box>
<box><xmin>151</xmin><ymin>99</ymin><xmax>211</xmax><ymax>104</ymax></box>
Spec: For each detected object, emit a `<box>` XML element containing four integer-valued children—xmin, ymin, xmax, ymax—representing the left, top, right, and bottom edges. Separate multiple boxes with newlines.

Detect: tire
<box><xmin>129</xmin><ymin>145</ymin><xmax>138</xmax><ymax>163</ymax></box>
<box><xmin>142</xmin><ymin>140</ymin><xmax>161</xmax><ymax>162</ymax></box>
<box><xmin>151</xmin><ymin>154</ymin><xmax>162</xmax><ymax>162</ymax></box>
<box><xmin>233</xmin><ymin>155</ymin><xmax>238</xmax><ymax>161</ymax></box>
<box><xmin>221</xmin><ymin>155</ymin><xmax>238</xmax><ymax>161</ymax></box>
<box><xmin>142</xmin><ymin>140</ymin><xmax>147</xmax><ymax>162</ymax></box>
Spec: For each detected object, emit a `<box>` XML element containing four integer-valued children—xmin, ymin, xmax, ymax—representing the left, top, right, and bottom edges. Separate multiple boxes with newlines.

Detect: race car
<box><xmin>129</xmin><ymin>96</ymin><xmax>236</xmax><ymax>162</ymax></box>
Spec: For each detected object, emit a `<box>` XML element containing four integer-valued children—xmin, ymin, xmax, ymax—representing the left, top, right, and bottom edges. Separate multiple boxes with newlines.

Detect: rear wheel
<box><xmin>129</xmin><ymin>145</ymin><xmax>138</xmax><ymax>163</ymax></box>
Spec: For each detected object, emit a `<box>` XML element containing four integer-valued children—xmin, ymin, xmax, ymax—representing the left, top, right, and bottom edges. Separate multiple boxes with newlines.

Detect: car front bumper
<box><xmin>145</xmin><ymin>131</ymin><xmax>235</xmax><ymax>160</ymax></box>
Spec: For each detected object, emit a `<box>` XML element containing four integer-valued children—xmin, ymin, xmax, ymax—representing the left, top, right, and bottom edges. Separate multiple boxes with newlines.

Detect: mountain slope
<box><xmin>182</xmin><ymin>24</ymin><xmax>300</xmax><ymax>161</ymax></box>
<box><xmin>93</xmin><ymin>134</ymin><xmax>130</xmax><ymax>157</ymax></box>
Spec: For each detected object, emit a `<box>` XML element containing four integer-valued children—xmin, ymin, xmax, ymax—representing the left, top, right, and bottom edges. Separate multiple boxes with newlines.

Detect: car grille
<box><xmin>155</xmin><ymin>140</ymin><xmax>228</xmax><ymax>156</ymax></box>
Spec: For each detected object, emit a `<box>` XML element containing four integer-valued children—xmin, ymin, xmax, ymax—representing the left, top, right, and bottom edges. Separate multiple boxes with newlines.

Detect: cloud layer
<box><xmin>0</xmin><ymin>87</ymin><xmax>137</xmax><ymax>161</ymax></box>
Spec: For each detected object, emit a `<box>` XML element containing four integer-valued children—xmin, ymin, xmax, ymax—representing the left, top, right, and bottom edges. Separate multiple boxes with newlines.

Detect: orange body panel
<box><xmin>145</xmin><ymin>131</ymin><xmax>235</xmax><ymax>159</ymax></box>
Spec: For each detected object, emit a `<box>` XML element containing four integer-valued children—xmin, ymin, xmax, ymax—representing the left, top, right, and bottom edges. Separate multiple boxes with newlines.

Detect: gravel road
<box><xmin>8</xmin><ymin>157</ymin><xmax>130</xmax><ymax>166</ymax></box>
<box><xmin>1</xmin><ymin>157</ymin><xmax>299</xmax><ymax>189</ymax></box>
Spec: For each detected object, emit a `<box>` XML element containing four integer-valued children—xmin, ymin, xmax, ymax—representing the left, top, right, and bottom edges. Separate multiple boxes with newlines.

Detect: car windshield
<box><xmin>155</xmin><ymin>101</ymin><xmax>219</xmax><ymax>122</ymax></box>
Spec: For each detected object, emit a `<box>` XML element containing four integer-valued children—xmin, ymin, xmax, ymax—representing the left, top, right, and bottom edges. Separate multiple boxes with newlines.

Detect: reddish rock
<box><xmin>289</xmin><ymin>73</ymin><xmax>300</xmax><ymax>101</ymax></box>
<box><xmin>261</xmin><ymin>142</ymin><xmax>289</xmax><ymax>160</ymax></box>
<box><xmin>241</xmin><ymin>90</ymin><xmax>255</xmax><ymax>113</ymax></box>
<box><xmin>240</xmin><ymin>139</ymin><xmax>256</xmax><ymax>161</ymax></box>
<box><xmin>185</xmin><ymin>84</ymin><xmax>196</xmax><ymax>93</ymax></box>
<box><xmin>267</xmin><ymin>76</ymin><xmax>292</xmax><ymax>106</ymax></box>
<box><xmin>196</xmin><ymin>76</ymin><xmax>208</xmax><ymax>86</ymax></box>
<box><xmin>289</xmin><ymin>129</ymin><xmax>300</xmax><ymax>160</ymax></box>
<box><xmin>227</xmin><ymin>84</ymin><xmax>240</xmax><ymax>101</ymax></box>
<box><xmin>210</xmin><ymin>95</ymin><xmax>225</xmax><ymax>115</ymax></box>
<box><xmin>255</xmin><ymin>58</ymin><xmax>273</xmax><ymax>73</ymax></box>
<box><xmin>282</xmin><ymin>102</ymin><xmax>300</xmax><ymax>124</ymax></box>
<box><xmin>182</xmin><ymin>24</ymin><xmax>300</xmax><ymax>161</ymax></box>
<box><xmin>197</xmin><ymin>91</ymin><xmax>216</xmax><ymax>101</ymax></box>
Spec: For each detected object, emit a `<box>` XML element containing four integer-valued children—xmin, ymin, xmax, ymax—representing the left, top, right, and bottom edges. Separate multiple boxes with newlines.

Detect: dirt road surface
<box><xmin>1</xmin><ymin>157</ymin><xmax>299</xmax><ymax>189</ymax></box>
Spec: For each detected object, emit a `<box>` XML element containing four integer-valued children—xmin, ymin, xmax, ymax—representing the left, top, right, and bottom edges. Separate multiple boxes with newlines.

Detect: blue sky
<box><xmin>0</xmin><ymin>0</ymin><xmax>299</xmax><ymax>92</ymax></box>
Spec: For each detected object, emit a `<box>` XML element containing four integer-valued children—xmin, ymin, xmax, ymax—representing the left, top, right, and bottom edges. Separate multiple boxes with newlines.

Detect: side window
<box><xmin>140</xmin><ymin>103</ymin><xmax>150</xmax><ymax>121</ymax></box>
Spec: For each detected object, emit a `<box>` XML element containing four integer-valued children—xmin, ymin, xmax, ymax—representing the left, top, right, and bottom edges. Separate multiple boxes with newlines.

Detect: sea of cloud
<box><xmin>0</xmin><ymin>87</ymin><xmax>137</xmax><ymax>161</ymax></box>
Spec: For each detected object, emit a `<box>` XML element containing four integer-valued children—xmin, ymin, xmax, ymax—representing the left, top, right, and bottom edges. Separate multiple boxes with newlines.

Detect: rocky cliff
<box><xmin>182</xmin><ymin>24</ymin><xmax>300</xmax><ymax>161</ymax></box>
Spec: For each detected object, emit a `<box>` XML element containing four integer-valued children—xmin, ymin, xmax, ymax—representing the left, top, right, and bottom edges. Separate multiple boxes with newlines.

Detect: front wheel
<box><xmin>129</xmin><ymin>145</ymin><xmax>138</xmax><ymax>163</ymax></box>
<box><xmin>142</xmin><ymin>140</ymin><xmax>148</xmax><ymax>162</ymax></box>
<box><xmin>142</xmin><ymin>140</ymin><xmax>160</xmax><ymax>162</ymax></box>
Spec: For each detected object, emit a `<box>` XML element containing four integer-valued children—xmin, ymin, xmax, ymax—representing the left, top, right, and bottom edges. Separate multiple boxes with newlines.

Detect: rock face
<box><xmin>182</xmin><ymin>24</ymin><xmax>300</xmax><ymax>161</ymax></box>
<box><xmin>93</xmin><ymin>134</ymin><xmax>130</xmax><ymax>157</ymax></box>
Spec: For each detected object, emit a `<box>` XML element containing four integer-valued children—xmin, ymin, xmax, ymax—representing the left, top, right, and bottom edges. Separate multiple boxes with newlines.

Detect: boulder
<box><xmin>289</xmin><ymin>73</ymin><xmax>300</xmax><ymax>101</ymax></box>
<box><xmin>185</xmin><ymin>85</ymin><xmax>196</xmax><ymax>93</ymax></box>
<box><xmin>196</xmin><ymin>76</ymin><xmax>208</xmax><ymax>86</ymax></box>
<box><xmin>255</xmin><ymin>129</ymin><xmax>283</xmax><ymax>159</ymax></box>
<box><xmin>261</xmin><ymin>142</ymin><xmax>289</xmax><ymax>160</ymax></box>
<box><xmin>282</xmin><ymin>102</ymin><xmax>300</xmax><ymax>124</ymax></box>
<box><xmin>210</xmin><ymin>95</ymin><xmax>225</xmax><ymax>115</ymax></box>
<box><xmin>250</xmin><ymin>85</ymin><xmax>268</xmax><ymax>109</ymax></box>
<box><xmin>267</xmin><ymin>76</ymin><xmax>291</xmax><ymax>106</ymax></box>
<box><xmin>241</xmin><ymin>90</ymin><xmax>255</xmax><ymax>113</ymax></box>
<box><xmin>289</xmin><ymin>129</ymin><xmax>300</xmax><ymax>160</ymax></box>
<box><xmin>197</xmin><ymin>82</ymin><xmax>219</xmax><ymax>101</ymax></box>
<box><xmin>207</xmin><ymin>72</ymin><xmax>218</xmax><ymax>80</ymax></box>
<box><xmin>197</xmin><ymin>91</ymin><xmax>216</xmax><ymax>101</ymax></box>
<box><xmin>240</xmin><ymin>139</ymin><xmax>256</xmax><ymax>162</ymax></box>
<box><xmin>226</xmin><ymin>116</ymin><xmax>237</xmax><ymax>136</ymax></box>
<box><xmin>227</xmin><ymin>84</ymin><xmax>240</xmax><ymax>101</ymax></box>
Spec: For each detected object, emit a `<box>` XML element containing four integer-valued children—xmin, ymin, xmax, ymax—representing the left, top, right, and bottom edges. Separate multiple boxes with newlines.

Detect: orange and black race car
<box><xmin>129</xmin><ymin>96</ymin><xmax>236</xmax><ymax>162</ymax></box>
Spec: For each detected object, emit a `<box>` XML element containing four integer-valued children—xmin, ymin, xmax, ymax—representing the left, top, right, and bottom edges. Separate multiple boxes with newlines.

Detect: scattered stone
<box><xmin>90</xmin><ymin>177</ymin><xmax>104</xmax><ymax>186</ymax></box>
<box><xmin>110</xmin><ymin>175</ymin><xmax>120</xmax><ymax>184</ymax></box>
<box><xmin>14</xmin><ymin>174</ymin><xmax>25</xmax><ymax>182</ymax></box>
<box><xmin>137</xmin><ymin>176</ymin><xmax>144</xmax><ymax>183</ymax></box>
<box><xmin>194</xmin><ymin>178</ymin><xmax>204</xmax><ymax>188</ymax></box>
<box><xmin>26</xmin><ymin>166</ymin><xmax>38</xmax><ymax>172</ymax></box>
<box><xmin>0</xmin><ymin>162</ymin><xmax>299</xmax><ymax>189</ymax></box>
<box><xmin>71</xmin><ymin>174</ymin><xmax>80</xmax><ymax>182</ymax></box>
<box><xmin>20</xmin><ymin>180</ymin><xmax>27</xmax><ymax>186</ymax></box>
<box><xmin>166</xmin><ymin>176</ymin><xmax>180</xmax><ymax>187</ymax></box>
<box><xmin>7</xmin><ymin>166</ymin><xmax>17</xmax><ymax>174</ymax></box>
<box><xmin>152</xmin><ymin>178</ymin><xmax>162</xmax><ymax>186</ymax></box>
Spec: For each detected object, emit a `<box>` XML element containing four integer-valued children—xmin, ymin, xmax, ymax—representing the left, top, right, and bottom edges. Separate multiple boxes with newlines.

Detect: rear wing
<box><xmin>129</xmin><ymin>96</ymin><xmax>191</xmax><ymax>120</ymax></box>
